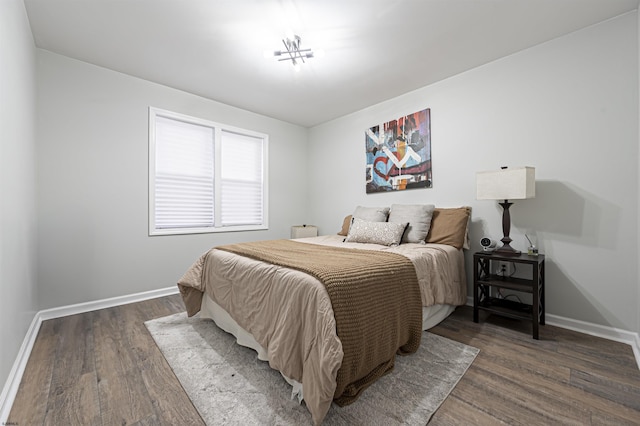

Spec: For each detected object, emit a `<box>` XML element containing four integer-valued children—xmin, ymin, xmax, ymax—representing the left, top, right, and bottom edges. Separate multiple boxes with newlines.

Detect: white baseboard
<box><xmin>465</xmin><ymin>297</ymin><xmax>640</xmax><ymax>370</ymax></box>
<box><xmin>634</xmin><ymin>334</ymin><xmax>640</xmax><ymax>370</ymax></box>
<box><xmin>546</xmin><ymin>314</ymin><xmax>640</xmax><ymax>370</ymax></box>
<box><xmin>0</xmin><ymin>311</ymin><xmax>42</xmax><ymax>425</ymax></box>
<box><xmin>38</xmin><ymin>285</ymin><xmax>180</xmax><ymax>321</ymax></box>
<box><xmin>0</xmin><ymin>285</ymin><xmax>180</xmax><ymax>424</ymax></box>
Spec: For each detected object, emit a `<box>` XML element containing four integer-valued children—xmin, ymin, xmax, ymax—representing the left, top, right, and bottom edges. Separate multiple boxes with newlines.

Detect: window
<box><xmin>149</xmin><ymin>107</ymin><xmax>268</xmax><ymax>235</ymax></box>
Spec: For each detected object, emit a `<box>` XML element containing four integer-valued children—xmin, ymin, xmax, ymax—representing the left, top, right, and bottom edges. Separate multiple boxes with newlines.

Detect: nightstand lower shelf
<box><xmin>477</xmin><ymin>297</ymin><xmax>533</xmax><ymax>320</ymax></box>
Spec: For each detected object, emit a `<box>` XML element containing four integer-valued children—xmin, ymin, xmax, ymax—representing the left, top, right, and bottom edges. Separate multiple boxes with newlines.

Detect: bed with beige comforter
<box><xmin>177</xmin><ymin>234</ymin><xmax>466</xmax><ymax>424</ymax></box>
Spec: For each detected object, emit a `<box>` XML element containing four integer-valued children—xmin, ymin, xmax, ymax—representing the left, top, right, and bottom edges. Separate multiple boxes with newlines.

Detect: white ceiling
<box><xmin>24</xmin><ymin>0</ymin><xmax>638</xmax><ymax>127</ymax></box>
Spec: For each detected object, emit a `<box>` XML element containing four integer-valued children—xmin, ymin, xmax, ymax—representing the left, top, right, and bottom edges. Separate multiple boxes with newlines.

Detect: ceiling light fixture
<box><xmin>270</xmin><ymin>34</ymin><xmax>317</xmax><ymax>71</ymax></box>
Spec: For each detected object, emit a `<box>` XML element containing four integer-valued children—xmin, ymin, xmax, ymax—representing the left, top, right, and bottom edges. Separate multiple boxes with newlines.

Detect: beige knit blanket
<box><xmin>217</xmin><ymin>239</ymin><xmax>423</xmax><ymax>405</ymax></box>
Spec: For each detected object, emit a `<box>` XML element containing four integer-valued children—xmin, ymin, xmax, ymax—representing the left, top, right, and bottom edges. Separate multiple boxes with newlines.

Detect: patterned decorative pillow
<box><xmin>344</xmin><ymin>218</ymin><xmax>408</xmax><ymax>246</ymax></box>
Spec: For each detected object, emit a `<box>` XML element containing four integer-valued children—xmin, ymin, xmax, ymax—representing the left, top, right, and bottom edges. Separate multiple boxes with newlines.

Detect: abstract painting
<box><xmin>365</xmin><ymin>108</ymin><xmax>431</xmax><ymax>193</ymax></box>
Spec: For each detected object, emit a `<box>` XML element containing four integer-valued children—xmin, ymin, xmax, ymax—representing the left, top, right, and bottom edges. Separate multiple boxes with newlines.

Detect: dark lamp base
<box><xmin>494</xmin><ymin>246</ymin><xmax>522</xmax><ymax>256</ymax></box>
<box><xmin>496</xmin><ymin>200</ymin><xmax>521</xmax><ymax>256</ymax></box>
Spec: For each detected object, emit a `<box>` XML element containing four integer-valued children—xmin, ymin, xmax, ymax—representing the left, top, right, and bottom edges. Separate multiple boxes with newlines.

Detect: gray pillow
<box><xmin>388</xmin><ymin>204</ymin><xmax>435</xmax><ymax>244</ymax></box>
<box><xmin>352</xmin><ymin>206</ymin><xmax>390</xmax><ymax>222</ymax></box>
<box><xmin>344</xmin><ymin>218</ymin><xmax>407</xmax><ymax>246</ymax></box>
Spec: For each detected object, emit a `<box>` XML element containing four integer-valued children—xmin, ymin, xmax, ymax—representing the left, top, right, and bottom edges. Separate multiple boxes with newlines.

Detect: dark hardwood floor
<box><xmin>8</xmin><ymin>295</ymin><xmax>640</xmax><ymax>425</ymax></box>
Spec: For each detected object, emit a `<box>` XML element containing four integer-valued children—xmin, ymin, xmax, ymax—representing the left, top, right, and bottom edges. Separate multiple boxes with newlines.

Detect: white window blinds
<box><xmin>154</xmin><ymin>116</ymin><xmax>214</xmax><ymax>229</ymax></box>
<box><xmin>220</xmin><ymin>131</ymin><xmax>264</xmax><ymax>226</ymax></box>
<box><xmin>149</xmin><ymin>108</ymin><xmax>268</xmax><ymax>235</ymax></box>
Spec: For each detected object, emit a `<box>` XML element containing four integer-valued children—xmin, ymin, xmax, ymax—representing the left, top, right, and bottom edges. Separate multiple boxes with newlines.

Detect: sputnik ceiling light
<box><xmin>269</xmin><ymin>34</ymin><xmax>318</xmax><ymax>71</ymax></box>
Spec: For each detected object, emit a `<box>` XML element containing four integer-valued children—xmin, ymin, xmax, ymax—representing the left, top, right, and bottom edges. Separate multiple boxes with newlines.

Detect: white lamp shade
<box><xmin>476</xmin><ymin>166</ymin><xmax>535</xmax><ymax>200</ymax></box>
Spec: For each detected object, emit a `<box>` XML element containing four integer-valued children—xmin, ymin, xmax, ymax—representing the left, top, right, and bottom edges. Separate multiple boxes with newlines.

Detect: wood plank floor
<box><xmin>8</xmin><ymin>295</ymin><xmax>640</xmax><ymax>425</ymax></box>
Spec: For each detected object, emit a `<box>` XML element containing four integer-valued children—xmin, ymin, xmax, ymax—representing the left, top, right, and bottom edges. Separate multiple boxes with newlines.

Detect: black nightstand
<box><xmin>473</xmin><ymin>252</ymin><xmax>546</xmax><ymax>339</ymax></box>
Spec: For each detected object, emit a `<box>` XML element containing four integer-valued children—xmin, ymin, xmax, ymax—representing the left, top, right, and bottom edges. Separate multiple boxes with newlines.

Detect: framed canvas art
<box><xmin>365</xmin><ymin>108</ymin><xmax>431</xmax><ymax>193</ymax></box>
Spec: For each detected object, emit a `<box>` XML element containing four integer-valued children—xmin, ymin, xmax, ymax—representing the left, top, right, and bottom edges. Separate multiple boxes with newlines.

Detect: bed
<box><xmin>177</xmin><ymin>205</ymin><xmax>470</xmax><ymax>425</ymax></box>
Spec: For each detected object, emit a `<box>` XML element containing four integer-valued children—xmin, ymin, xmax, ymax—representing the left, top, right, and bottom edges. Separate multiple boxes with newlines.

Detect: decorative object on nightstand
<box><xmin>290</xmin><ymin>224</ymin><xmax>318</xmax><ymax>239</ymax></box>
<box><xmin>525</xmin><ymin>234</ymin><xmax>538</xmax><ymax>256</ymax></box>
<box><xmin>473</xmin><ymin>251</ymin><xmax>545</xmax><ymax>339</ymax></box>
<box><xmin>476</xmin><ymin>166</ymin><xmax>535</xmax><ymax>256</ymax></box>
<box><xmin>480</xmin><ymin>237</ymin><xmax>497</xmax><ymax>252</ymax></box>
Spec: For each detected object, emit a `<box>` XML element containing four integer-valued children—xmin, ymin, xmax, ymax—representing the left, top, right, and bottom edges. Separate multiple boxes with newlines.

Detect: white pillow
<box><xmin>388</xmin><ymin>204</ymin><xmax>435</xmax><ymax>244</ymax></box>
<box><xmin>344</xmin><ymin>218</ymin><xmax>408</xmax><ymax>246</ymax></box>
<box><xmin>352</xmin><ymin>206</ymin><xmax>390</xmax><ymax>222</ymax></box>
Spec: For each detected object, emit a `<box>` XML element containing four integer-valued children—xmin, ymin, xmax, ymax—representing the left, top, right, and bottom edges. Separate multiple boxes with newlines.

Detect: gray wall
<box><xmin>36</xmin><ymin>50</ymin><xmax>310</xmax><ymax>309</ymax></box>
<box><xmin>0</xmin><ymin>0</ymin><xmax>38</xmax><ymax>393</ymax></box>
<box><xmin>308</xmin><ymin>12</ymin><xmax>639</xmax><ymax>332</ymax></box>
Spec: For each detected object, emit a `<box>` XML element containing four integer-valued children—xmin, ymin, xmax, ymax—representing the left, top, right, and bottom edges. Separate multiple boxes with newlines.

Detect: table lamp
<box><xmin>476</xmin><ymin>166</ymin><xmax>535</xmax><ymax>256</ymax></box>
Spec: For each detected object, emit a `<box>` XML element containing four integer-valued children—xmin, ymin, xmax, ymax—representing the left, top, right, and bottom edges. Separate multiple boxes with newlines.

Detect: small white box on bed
<box><xmin>291</xmin><ymin>225</ymin><xmax>318</xmax><ymax>239</ymax></box>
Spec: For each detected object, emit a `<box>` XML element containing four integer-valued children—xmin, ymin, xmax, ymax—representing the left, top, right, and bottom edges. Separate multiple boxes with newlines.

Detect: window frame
<box><xmin>148</xmin><ymin>107</ymin><xmax>269</xmax><ymax>236</ymax></box>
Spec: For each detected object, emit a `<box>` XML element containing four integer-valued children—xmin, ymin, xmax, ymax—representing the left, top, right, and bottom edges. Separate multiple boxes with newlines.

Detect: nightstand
<box><xmin>473</xmin><ymin>252</ymin><xmax>546</xmax><ymax>339</ymax></box>
<box><xmin>291</xmin><ymin>225</ymin><xmax>318</xmax><ymax>239</ymax></box>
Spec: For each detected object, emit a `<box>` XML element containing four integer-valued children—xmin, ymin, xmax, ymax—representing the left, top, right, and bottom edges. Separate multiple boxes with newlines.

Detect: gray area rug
<box><xmin>145</xmin><ymin>312</ymin><xmax>478</xmax><ymax>425</ymax></box>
